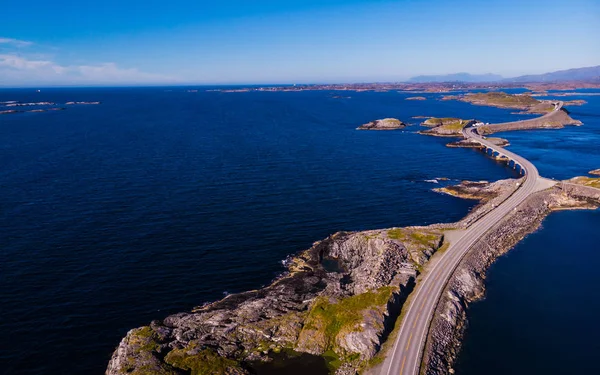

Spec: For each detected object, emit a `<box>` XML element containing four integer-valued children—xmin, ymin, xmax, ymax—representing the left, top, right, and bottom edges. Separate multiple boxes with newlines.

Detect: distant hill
<box><xmin>506</xmin><ymin>65</ymin><xmax>600</xmax><ymax>82</ymax></box>
<box><xmin>408</xmin><ymin>73</ymin><xmax>504</xmax><ymax>83</ymax></box>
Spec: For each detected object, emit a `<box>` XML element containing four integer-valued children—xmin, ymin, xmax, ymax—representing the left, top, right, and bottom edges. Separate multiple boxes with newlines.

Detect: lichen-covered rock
<box><xmin>105</xmin><ymin>327</ymin><xmax>179</xmax><ymax>375</ymax></box>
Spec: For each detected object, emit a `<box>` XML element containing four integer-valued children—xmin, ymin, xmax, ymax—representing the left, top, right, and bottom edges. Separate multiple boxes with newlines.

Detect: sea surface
<box><xmin>0</xmin><ymin>87</ymin><xmax>598</xmax><ymax>374</ymax></box>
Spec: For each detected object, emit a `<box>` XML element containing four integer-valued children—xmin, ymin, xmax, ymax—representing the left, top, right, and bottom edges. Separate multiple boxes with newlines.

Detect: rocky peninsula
<box><xmin>357</xmin><ymin>118</ymin><xmax>406</xmax><ymax>130</ymax></box>
<box><xmin>106</xmin><ymin>225</ymin><xmax>446</xmax><ymax>375</ymax></box>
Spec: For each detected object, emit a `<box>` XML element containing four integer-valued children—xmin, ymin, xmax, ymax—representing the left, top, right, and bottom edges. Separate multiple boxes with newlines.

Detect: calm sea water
<box><xmin>0</xmin><ymin>87</ymin><xmax>598</xmax><ymax>374</ymax></box>
<box><xmin>454</xmin><ymin>91</ymin><xmax>600</xmax><ymax>375</ymax></box>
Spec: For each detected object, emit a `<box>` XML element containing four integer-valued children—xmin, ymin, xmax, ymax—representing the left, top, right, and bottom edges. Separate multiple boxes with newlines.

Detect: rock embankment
<box><xmin>106</xmin><ymin>227</ymin><xmax>446</xmax><ymax>375</ymax></box>
<box><xmin>422</xmin><ymin>180</ymin><xmax>600</xmax><ymax>375</ymax></box>
<box><xmin>357</xmin><ymin>118</ymin><xmax>406</xmax><ymax>130</ymax></box>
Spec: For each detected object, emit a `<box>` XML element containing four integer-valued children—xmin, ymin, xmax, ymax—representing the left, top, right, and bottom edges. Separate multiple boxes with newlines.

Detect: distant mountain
<box><xmin>408</xmin><ymin>73</ymin><xmax>504</xmax><ymax>83</ymax></box>
<box><xmin>506</xmin><ymin>65</ymin><xmax>600</xmax><ymax>82</ymax></box>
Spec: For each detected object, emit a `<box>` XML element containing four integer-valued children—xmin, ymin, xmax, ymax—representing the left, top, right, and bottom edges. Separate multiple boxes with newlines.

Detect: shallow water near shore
<box><xmin>0</xmin><ymin>87</ymin><xmax>599</xmax><ymax>374</ymax></box>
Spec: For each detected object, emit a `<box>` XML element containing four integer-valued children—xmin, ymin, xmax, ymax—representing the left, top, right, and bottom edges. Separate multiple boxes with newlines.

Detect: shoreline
<box><xmin>421</xmin><ymin>183</ymin><xmax>600</xmax><ymax>375</ymax></box>
<box><xmin>105</xmin><ymin>174</ymin><xmax>600</xmax><ymax>375</ymax></box>
<box><xmin>105</xmin><ymin>95</ymin><xmax>597</xmax><ymax>375</ymax></box>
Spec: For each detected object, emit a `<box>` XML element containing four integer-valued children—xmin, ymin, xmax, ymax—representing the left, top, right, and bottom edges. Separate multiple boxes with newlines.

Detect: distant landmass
<box><xmin>408</xmin><ymin>65</ymin><xmax>600</xmax><ymax>83</ymax></box>
<box><xmin>408</xmin><ymin>73</ymin><xmax>503</xmax><ymax>83</ymax></box>
<box><xmin>506</xmin><ymin>65</ymin><xmax>600</xmax><ymax>83</ymax></box>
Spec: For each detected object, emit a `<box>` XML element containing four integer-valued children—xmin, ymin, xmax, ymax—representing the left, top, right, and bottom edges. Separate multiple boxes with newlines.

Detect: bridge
<box><xmin>379</xmin><ymin>102</ymin><xmax>565</xmax><ymax>375</ymax></box>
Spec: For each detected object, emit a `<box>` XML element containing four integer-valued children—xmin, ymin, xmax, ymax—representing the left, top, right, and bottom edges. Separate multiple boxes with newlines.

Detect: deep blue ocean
<box><xmin>0</xmin><ymin>87</ymin><xmax>598</xmax><ymax>375</ymax></box>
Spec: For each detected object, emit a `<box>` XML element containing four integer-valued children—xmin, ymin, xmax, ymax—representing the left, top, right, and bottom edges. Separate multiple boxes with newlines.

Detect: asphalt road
<box><xmin>378</xmin><ymin>103</ymin><xmax>564</xmax><ymax>375</ymax></box>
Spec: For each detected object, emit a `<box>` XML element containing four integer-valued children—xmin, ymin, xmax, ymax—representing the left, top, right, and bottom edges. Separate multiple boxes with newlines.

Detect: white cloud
<box><xmin>0</xmin><ymin>54</ymin><xmax>178</xmax><ymax>86</ymax></box>
<box><xmin>0</xmin><ymin>37</ymin><xmax>33</xmax><ymax>47</ymax></box>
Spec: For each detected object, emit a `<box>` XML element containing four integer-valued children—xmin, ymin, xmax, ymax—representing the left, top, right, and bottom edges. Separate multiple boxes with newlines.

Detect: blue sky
<box><xmin>1</xmin><ymin>0</ymin><xmax>599</xmax><ymax>86</ymax></box>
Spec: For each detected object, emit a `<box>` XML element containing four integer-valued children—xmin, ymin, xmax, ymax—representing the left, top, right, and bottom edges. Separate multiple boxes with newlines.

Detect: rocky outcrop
<box><xmin>422</xmin><ymin>182</ymin><xmax>600</xmax><ymax>375</ymax></box>
<box><xmin>406</xmin><ymin>97</ymin><xmax>426</xmax><ymax>101</ymax></box>
<box><xmin>433</xmin><ymin>179</ymin><xmax>515</xmax><ymax>201</ymax></box>
<box><xmin>106</xmin><ymin>229</ymin><xmax>445</xmax><ymax>375</ymax></box>
<box><xmin>4</xmin><ymin>101</ymin><xmax>55</xmax><ymax>107</ymax></box>
<box><xmin>357</xmin><ymin>118</ymin><xmax>406</xmax><ymax>130</ymax></box>
<box><xmin>446</xmin><ymin>137</ymin><xmax>509</xmax><ymax>148</ymax></box>
<box><xmin>565</xmin><ymin>176</ymin><xmax>600</xmax><ymax>189</ymax></box>
<box><xmin>562</xmin><ymin>99</ymin><xmax>587</xmax><ymax>106</ymax></box>
<box><xmin>419</xmin><ymin>118</ymin><xmax>475</xmax><ymax>137</ymax></box>
<box><xmin>588</xmin><ymin>169</ymin><xmax>600</xmax><ymax>176</ymax></box>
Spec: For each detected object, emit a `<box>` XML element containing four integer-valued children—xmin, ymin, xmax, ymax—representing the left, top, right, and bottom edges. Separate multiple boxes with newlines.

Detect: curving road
<box><xmin>379</xmin><ymin>103</ymin><xmax>563</xmax><ymax>375</ymax></box>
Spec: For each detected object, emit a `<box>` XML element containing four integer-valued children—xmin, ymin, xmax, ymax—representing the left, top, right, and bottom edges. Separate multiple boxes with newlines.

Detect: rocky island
<box><xmin>405</xmin><ymin>97</ymin><xmax>426</xmax><ymax>101</ymax></box>
<box><xmin>441</xmin><ymin>91</ymin><xmax>563</xmax><ymax>114</ymax></box>
<box><xmin>418</xmin><ymin>118</ymin><xmax>474</xmax><ymax>137</ymax></box>
<box><xmin>0</xmin><ymin>100</ymin><xmax>100</xmax><ymax>115</ymax></box>
<box><xmin>357</xmin><ymin>118</ymin><xmax>406</xmax><ymax>130</ymax></box>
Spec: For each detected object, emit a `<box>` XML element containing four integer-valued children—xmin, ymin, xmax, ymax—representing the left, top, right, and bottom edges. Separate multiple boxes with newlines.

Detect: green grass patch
<box><xmin>130</xmin><ymin>326</ymin><xmax>160</xmax><ymax>353</ymax></box>
<box><xmin>323</xmin><ymin>350</ymin><xmax>343</xmax><ymax>371</ymax></box>
<box><xmin>569</xmin><ymin>176</ymin><xmax>600</xmax><ymax>189</ymax></box>
<box><xmin>303</xmin><ymin>286</ymin><xmax>397</xmax><ymax>353</ymax></box>
<box><xmin>164</xmin><ymin>345</ymin><xmax>242</xmax><ymax>375</ymax></box>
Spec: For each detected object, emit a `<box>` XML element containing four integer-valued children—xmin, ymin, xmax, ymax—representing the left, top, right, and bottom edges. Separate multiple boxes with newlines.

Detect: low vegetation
<box><xmin>386</xmin><ymin>227</ymin><xmax>444</xmax><ymax>267</ymax></box>
<box><xmin>165</xmin><ymin>344</ymin><xmax>243</xmax><ymax>375</ymax></box>
<box><xmin>463</xmin><ymin>91</ymin><xmax>540</xmax><ymax>108</ymax></box>
<box><xmin>420</xmin><ymin>118</ymin><xmax>473</xmax><ymax>136</ymax></box>
<box><xmin>300</xmin><ymin>286</ymin><xmax>397</xmax><ymax>359</ymax></box>
<box><xmin>568</xmin><ymin>176</ymin><xmax>600</xmax><ymax>189</ymax></box>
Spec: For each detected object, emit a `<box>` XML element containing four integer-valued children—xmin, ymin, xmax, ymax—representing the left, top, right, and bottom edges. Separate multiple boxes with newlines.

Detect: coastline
<box><xmin>105</xmin><ymin>95</ymin><xmax>598</xmax><ymax>375</ymax></box>
<box><xmin>105</xmin><ymin>175</ymin><xmax>600</xmax><ymax>375</ymax></box>
<box><xmin>421</xmin><ymin>183</ymin><xmax>600</xmax><ymax>375</ymax></box>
